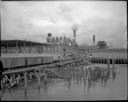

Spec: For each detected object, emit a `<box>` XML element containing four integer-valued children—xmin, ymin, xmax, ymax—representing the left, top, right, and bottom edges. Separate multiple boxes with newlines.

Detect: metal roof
<box><xmin>1</xmin><ymin>40</ymin><xmax>52</xmax><ymax>47</ymax></box>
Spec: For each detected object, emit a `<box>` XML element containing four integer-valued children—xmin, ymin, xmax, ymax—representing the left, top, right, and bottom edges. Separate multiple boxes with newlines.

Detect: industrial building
<box><xmin>1</xmin><ymin>40</ymin><xmax>62</xmax><ymax>54</ymax></box>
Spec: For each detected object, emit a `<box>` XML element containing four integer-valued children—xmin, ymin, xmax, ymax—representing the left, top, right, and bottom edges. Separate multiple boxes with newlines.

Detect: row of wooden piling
<box><xmin>24</xmin><ymin>69</ymin><xmax>47</xmax><ymax>96</ymax></box>
<box><xmin>60</xmin><ymin>62</ymin><xmax>117</xmax><ymax>89</ymax></box>
<box><xmin>1</xmin><ymin>58</ymin><xmax>87</xmax><ymax>95</ymax></box>
<box><xmin>1</xmin><ymin>69</ymin><xmax>48</xmax><ymax>96</ymax></box>
<box><xmin>90</xmin><ymin>58</ymin><xmax>127</xmax><ymax>64</ymax></box>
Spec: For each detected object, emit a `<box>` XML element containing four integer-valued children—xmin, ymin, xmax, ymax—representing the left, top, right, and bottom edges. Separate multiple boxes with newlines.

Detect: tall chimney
<box><xmin>72</xmin><ymin>24</ymin><xmax>78</xmax><ymax>45</ymax></box>
<box><xmin>93</xmin><ymin>35</ymin><xmax>95</xmax><ymax>45</ymax></box>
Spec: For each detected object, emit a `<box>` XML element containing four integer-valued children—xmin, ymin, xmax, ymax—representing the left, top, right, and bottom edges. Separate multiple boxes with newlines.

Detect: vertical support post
<box><xmin>16</xmin><ymin>40</ymin><xmax>18</xmax><ymax>53</ymax></box>
<box><xmin>47</xmin><ymin>45</ymin><xmax>48</xmax><ymax>54</ymax></box>
<box><xmin>107</xmin><ymin>59</ymin><xmax>110</xmax><ymax>68</ymax></box>
<box><xmin>30</xmin><ymin>41</ymin><xmax>32</xmax><ymax>53</ymax></box>
<box><xmin>38</xmin><ymin>70</ymin><xmax>41</xmax><ymax>93</ymax></box>
<box><xmin>126</xmin><ymin>59</ymin><xmax>127</xmax><ymax>64</ymax></box>
<box><xmin>6</xmin><ymin>42</ymin><xmax>8</xmax><ymax>53</ymax></box>
<box><xmin>112</xmin><ymin>59</ymin><xmax>115</xmax><ymax>69</ymax></box>
<box><xmin>46</xmin><ymin>46</ymin><xmax>47</xmax><ymax>54</ymax></box>
<box><xmin>24</xmin><ymin>40</ymin><xmax>25</xmax><ymax>53</ymax></box>
<box><xmin>105</xmin><ymin>59</ymin><xmax>107</xmax><ymax>64</ymax></box>
<box><xmin>25</xmin><ymin>57</ymin><xmax>27</xmax><ymax>67</ymax></box>
<box><xmin>51</xmin><ymin>45</ymin><xmax>52</xmax><ymax>54</ymax></box>
<box><xmin>24</xmin><ymin>72</ymin><xmax>27</xmax><ymax>96</ymax></box>
<box><xmin>29</xmin><ymin>41</ymin><xmax>30</xmax><ymax>53</ymax></box>
<box><xmin>44</xmin><ymin>70</ymin><xmax>47</xmax><ymax>81</ymax></box>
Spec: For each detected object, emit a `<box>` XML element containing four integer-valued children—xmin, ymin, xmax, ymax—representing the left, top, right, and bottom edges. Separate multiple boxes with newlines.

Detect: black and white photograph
<box><xmin>0</xmin><ymin>0</ymin><xmax>127</xmax><ymax>101</ymax></box>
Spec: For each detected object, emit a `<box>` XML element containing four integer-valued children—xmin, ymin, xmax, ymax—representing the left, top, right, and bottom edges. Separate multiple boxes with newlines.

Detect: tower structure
<box><xmin>72</xmin><ymin>24</ymin><xmax>78</xmax><ymax>46</ymax></box>
<box><xmin>93</xmin><ymin>35</ymin><xmax>95</xmax><ymax>46</ymax></box>
<box><xmin>47</xmin><ymin>33</ymin><xmax>52</xmax><ymax>43</ymax></box>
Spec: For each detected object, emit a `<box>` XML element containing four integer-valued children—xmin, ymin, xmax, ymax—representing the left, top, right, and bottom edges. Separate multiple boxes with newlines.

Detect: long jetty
<box><xmin>1</xmin><ymin>57</ymin><xmax>90</xmax><ymax>95</ymax></box>
<box><xmin>2</xmin><ymin>57</ymin><xmax>89</xmax><ymax>75</ymax></box>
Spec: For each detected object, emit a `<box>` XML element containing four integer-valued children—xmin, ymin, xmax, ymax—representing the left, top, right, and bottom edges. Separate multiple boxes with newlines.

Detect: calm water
<box><xmin>2</xmin><ymin>64</ymin><xmax>127</xmax><ymax>100</ymax></box>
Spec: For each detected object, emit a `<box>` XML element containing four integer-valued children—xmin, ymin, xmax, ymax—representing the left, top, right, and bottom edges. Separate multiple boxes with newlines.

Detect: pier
<box><xmin>90</xmin><ymin>57</ymin><xmax>128</xmax><ymax>64</ymax></box>
<box><xmin>1</xmin><ymin>57</ymin><xmax>90</xmax><ymax>93</ymax></box>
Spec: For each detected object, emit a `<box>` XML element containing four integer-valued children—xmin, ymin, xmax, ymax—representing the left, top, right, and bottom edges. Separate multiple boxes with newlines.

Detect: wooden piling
<box><xmin>105</xmin><ymin>59</ymin><xmax>106</xmax><ymax>64</ymax></box>
<box><xmin>126</xmin><ymin>59</ymin><xmax>127</xmax><ymax>64</ymax></box>
<box><xmin>24</xmin><ymin>72</ymin><xmax>27</xmax><ymax>96</ymax></box>
<box><xmin>92</xmin><ymin>59</ymin><xmax>94</xmax><ymax>63</ymax></box>
<box><xmin>93</xmin><ymin>59</ymin><xmax>94</xmax><ymax>63</ymax></box>
<box><xmin>96</xmin><ymin>58</ymin><xmax>98</xmax><ymax>63</ymax></box>
<box><xmin>99</xmin><ymin>58</ymin><xmax>100</xmax><ymax>63</ymax></box>
<box><xmin>44</xmin><ymin>70</ymin><xmax>47</xmax><ymax>81</ymax></box>
<box><xmin>99</xmin><ymin>58</ymin><xmax>102</xmax><ymax>63</ymax></box>
<box><xmin>124</xmin><ymin>59</ymin><xmax>126</xmax><ymax>64</ymax></box>
<box><xmin>123</xmin><ymin>59</ymin><xmax>125</xmax><ymax>64</ymax></box>
<box><xmin>112</xmin><ymin>59</ymin><xmax>115</xmax><ymax>69</ymax></box>
<box><xmin>107</xmin><ymin>59</ymin><xmax>110</xmax><ymax>68</ymax></box>
<box><xmin>95</xmin><ymin>58</ymin><xmax>97</xmax><ymax>63</ymax></box>
<box><xmin>122</xmin><ymin>59</ymin><xmax>124</xmax><ymax>64</ymax></box>
<box><xmin>38</xmin><ymin>70</ymin><xmax>41</xmax><ymax>93</ymax></box>
<box><xmin>123</xmin><ymin>59</ymin><xmax>124</xmax><ymax>64</ymax></box>
<box><xmin>97</xmin><ymin>58</ymin><xmax>99</xmax><ymax>63</ymax></box>
<box><xmin>103</xmin><ymin>59</ymin><xmax>105</xmax><ymax>64</ymax></box>
<box><xmin>119</xmin><ymin>59</ymin><xmax>120</xmax><ymax>64</ymax></box>
<box><xmin>115</xmin><ymin>59</ymin><xmax>117</xmax><ymax>64</ymax></box>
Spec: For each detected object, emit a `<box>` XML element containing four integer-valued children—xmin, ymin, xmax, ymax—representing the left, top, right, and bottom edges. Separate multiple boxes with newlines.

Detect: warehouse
<box><xmin>1</xmin><ymin>40</ymin><xmax>61</xmax><ymax>54</ymax></box>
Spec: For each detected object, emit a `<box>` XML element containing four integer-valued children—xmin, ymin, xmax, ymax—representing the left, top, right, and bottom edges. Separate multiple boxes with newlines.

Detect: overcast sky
<box><xmin>1</xmin><ymin>1</ymin><xmax>127</xmax><ymax>48</ymax></box>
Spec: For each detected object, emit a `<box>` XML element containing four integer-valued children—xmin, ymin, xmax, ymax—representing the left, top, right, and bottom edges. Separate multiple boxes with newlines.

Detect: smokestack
<box><xmin>93</xmin><ymin>35</ymin><xmax>95</xmax><ymax>45</ymax></box>
<box><xmin>72</xmin><ymin>24</ymin><xmax>78</xmax><ymax>45</ymax></box>
<box><xmin>73</xmin><ymin>30</ymin><xmax>76</xmax><ymax>41</ymax></box>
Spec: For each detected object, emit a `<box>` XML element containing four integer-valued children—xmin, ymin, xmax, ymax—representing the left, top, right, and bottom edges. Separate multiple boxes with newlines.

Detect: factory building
<box><xmin>1</xmin><ymin>31</ymin><xmax>88</xmax><ymax>61</ymax></box>
<box><xmin>1</xmin><ymin>40</ymin><xmax>62</xmax><ymax>54</ymax></box>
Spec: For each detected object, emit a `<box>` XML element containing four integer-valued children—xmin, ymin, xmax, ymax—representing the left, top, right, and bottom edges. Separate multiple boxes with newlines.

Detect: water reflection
<box><xmin>43</xmin><ymin>80</ymin><xmax>49</xmax><ymax>96</ymax></box>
